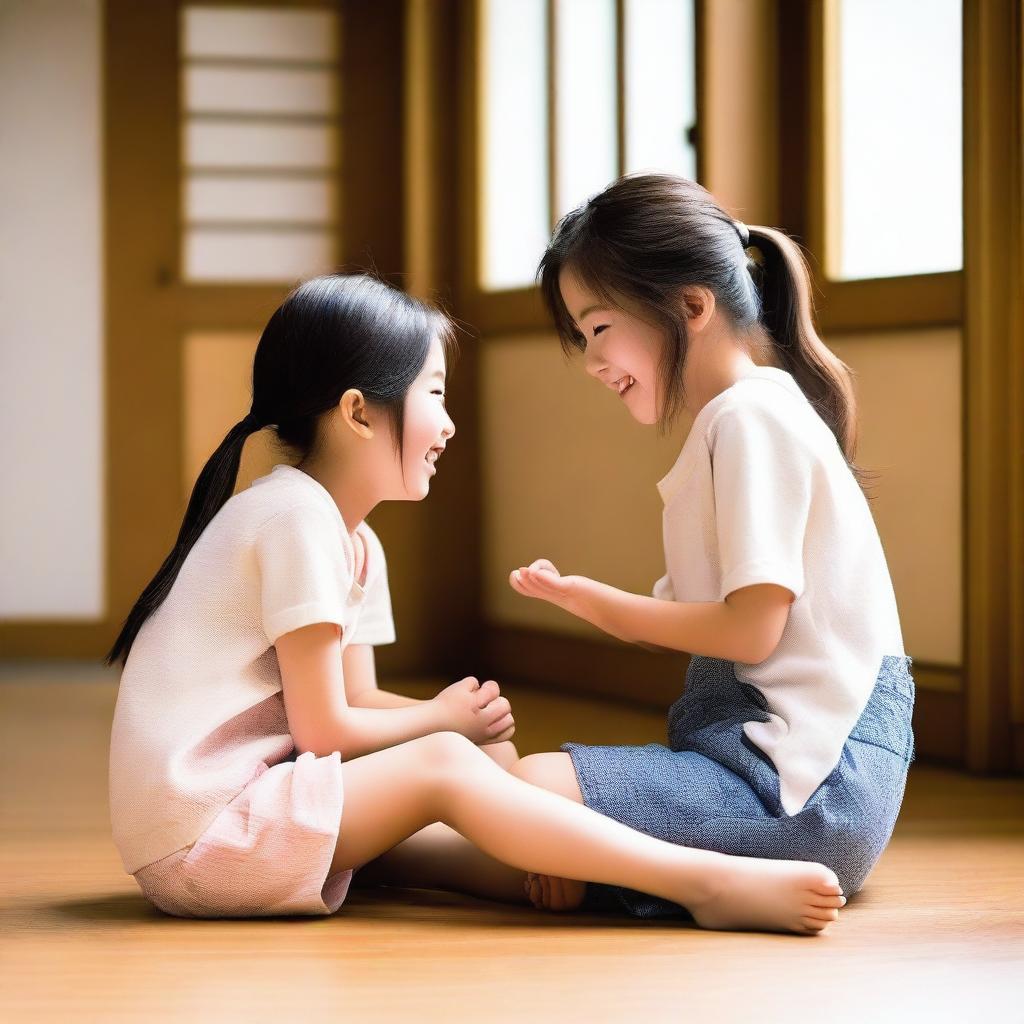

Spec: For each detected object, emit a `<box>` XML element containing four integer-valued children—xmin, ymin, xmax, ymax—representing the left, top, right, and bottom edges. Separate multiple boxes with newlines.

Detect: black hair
<box><xmin>105</xmin><ymin>272</ymin><xmax>455</xmax><ymax>667</ymax></box>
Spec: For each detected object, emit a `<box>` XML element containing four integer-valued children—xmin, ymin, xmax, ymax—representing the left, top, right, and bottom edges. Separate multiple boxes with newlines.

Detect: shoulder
<box><xmin>706</xmin><ymin>381</ymin><xmax>810</xmax><ymax>451</ymax></box>
<box><xmin>357</xmin><ymin>520</ymin><xmax>389</xmax><ymax>568</ymax></box>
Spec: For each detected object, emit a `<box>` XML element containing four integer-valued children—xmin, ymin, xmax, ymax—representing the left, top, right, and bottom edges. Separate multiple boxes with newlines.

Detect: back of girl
<box><xmin>509</xmin><ymin>172</ymin><xmax>915</xmax><ymax>916</ymax></box>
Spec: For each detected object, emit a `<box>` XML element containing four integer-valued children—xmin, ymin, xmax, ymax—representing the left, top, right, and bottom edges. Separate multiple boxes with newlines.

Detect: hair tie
<box><xmin>733</xmin><ymin>220</ymin><xmax>750</xmax><ymax>248</ymax></box>
<box><xmin>240</xmin><ymin>411</ymin><xmax>264</xmax><ymax>432</ymax></box>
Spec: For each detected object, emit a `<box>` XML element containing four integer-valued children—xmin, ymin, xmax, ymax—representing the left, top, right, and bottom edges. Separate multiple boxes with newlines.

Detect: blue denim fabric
<box><xmin>561</xmin><ymin>654</ymin><xmax>916</xmax><ymax>918</ymax></box>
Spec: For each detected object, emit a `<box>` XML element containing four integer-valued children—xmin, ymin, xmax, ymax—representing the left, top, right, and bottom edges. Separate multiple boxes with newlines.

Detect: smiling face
<box><xmin>558</xmin><ymin>268</ymin><xmax>666</xmax><ymax>425</ymax></box>
<box><xmin>397</xmin><ymin>334</ymin><xmax>455</xmax><ymax>500</ymax></box>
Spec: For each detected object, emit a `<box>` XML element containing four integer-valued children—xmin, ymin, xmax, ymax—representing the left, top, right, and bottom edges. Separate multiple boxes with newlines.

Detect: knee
<box><xmin>510</xmin><ymin>751</ymin><xmax>581</xmax><ymax>801</ymax></box>
<box><xmin>414</xmin><ymin>731</ymin><xmax>485</xmax><ymax>778</ymax></box>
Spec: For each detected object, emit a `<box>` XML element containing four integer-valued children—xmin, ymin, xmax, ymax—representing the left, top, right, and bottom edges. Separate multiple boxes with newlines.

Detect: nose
<box><xmin>583</xmin><ymin>346</ymin><xmax>607</xmax><ymax>380</ymax></box>
<box><xmin>442</xmin><ymin>411</ymin><xmax>455</xmax><ymax>440</ymax></box>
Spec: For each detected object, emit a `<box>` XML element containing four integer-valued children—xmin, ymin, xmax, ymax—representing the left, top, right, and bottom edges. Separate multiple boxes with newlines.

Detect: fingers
<box><xmin>509</xmin><ymin>566</ymin><xmax>566</xmax><ymax>599</ymax></box>
<box><xmin>484</xmin><ymin>711</ymin><xmax>515</xmax><ymax>739</ymax></box>
<box><xmin>475</xmin><ymin>679</ymin><xmax>500</xmax><ymax>707</ymax></box>
<box><xmin>529</xmin><ymin>558</ymin><xmax>559</xmax><ymax>574</ymax></box>
<box><xmin>483</xmin><ymin>723</ymin><xmax>516</xmax><ymax>744</ymax></box>
<box><xmin>456</xmin><ymin>675</ymin><xmax>480</xmax><ymax>691</ymax></box>
<box><xmin>509</xmin><ymin>568</ymin><xmax>532</xmax><ymax>597</ymax></box>
<box><xmin>479</xmin><ymin>695</ymin><xmax>512</xmax><ymax>727</ymax></box>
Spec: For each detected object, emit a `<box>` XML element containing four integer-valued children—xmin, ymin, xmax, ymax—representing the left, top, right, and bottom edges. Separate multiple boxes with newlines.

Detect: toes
<box><xmin>805</xmin><ymin>907</ymin><xmax>840</xmax><ymax>923</ymax></box>
<box><xmin>539</xmin><ymin>873</ymin><xmax>552</xmax><ymax>909</ymax></box>
<box><xmin>800</xmin><ymin>916</ymin><xmax>831</xmax><ymax>933</ymax></box>
<box><xmin>811</xmin><ymin>895</ymin><xmax>846</xmax><ymax>910</ymax></box>
<box><xmin>525</xmin><ymin>874</ymin><xmax>543</xmax><ymax>909</ymax></box>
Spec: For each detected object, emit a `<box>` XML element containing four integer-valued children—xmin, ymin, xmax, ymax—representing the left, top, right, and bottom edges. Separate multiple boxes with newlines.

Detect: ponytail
<box><xmin>744</xmin><ymin>225</ymin><xmax>863</xmax><ymax>480</ymax></box>
<box><xmin>104</xmin><ymin>413</ymin><xmax>264</xmax><ymax>667</ymax></box>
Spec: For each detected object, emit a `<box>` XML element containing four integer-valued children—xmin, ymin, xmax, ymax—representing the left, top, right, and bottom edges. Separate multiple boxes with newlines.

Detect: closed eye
<box><xmin>593</xmin><ymin>324</ymin><xmax>609</xmax><ymax>337</ymax></box>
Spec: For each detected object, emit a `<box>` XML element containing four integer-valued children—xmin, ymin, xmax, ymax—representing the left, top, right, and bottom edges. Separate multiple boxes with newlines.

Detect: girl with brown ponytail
<box><xmin>503</xmin><ymin>173</ymin><xmax>915</xmax><ymax>918</ymax></box>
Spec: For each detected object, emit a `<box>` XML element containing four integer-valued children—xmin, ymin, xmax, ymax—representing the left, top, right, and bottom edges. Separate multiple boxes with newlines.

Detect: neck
<box><xmin>682</xmin><ymin>323</ymin><xmax>761</xmax><ymax>419</ymax></box>
<box><xmin>295</xmin><ymin>453</ymin><xmax>378</xmax><ymax>536</ymax></box>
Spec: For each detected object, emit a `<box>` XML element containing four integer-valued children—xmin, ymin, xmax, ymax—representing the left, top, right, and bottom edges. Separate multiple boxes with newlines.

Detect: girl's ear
<box><xmin>680</xmin><ymin>286</ymin><xmax>716</xmax><ymax>333</ymax></box>
<box><xmin>338</xmin><ymin>388</ymin><xmax>374</xmax><ymax>439</ymax></box>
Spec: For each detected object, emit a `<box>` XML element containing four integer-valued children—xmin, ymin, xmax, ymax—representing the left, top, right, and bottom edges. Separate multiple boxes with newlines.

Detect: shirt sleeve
<box><xmin>254</xmin><ymin>504</ymin><xmax>353</xmax><ymax>644</ymax></box>
<box><xmin>348</xmin><ymin>527</ymin><xmax>397</xmax><ymax>646</ymax></box>
<box><xmin>709</xmin><ymin>402</ymin><xmax>813</xmax><ymax>602</ymax></box>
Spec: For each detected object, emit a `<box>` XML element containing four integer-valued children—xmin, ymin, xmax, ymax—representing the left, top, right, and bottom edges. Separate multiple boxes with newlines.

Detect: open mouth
<box><xmin>425</xmin><ymin>446</ymin><xmax>444</xmax><ymax>470</ymax></box>
<box><xmin>612</xmin><ymin>375</ymin><xmax>635</xmax><ymax>397</ymax></box>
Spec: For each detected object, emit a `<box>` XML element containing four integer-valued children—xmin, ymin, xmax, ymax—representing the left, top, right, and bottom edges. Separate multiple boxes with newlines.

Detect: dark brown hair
<box><xmin>538</xmin><ymin>173</ymin><xmax>864</xmax><ymax>483</ymax></box>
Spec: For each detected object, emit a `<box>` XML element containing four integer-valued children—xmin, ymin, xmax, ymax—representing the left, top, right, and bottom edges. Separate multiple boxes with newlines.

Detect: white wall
<box><xmin>0</xmin><ymin>0</ymin><xmax>104</xmax><ymax>618</ymax></box>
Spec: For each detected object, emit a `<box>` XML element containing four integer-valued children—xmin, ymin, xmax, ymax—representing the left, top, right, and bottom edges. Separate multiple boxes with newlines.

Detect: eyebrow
<box><xmin>429</xmin><ymin>369</ymin><xmax>446</xmax><ymax>381</ymax></box>
<box><xmin>574</xmin><ymin>303</ymin><xmax>610</xmax><ymax>326</ymax></box>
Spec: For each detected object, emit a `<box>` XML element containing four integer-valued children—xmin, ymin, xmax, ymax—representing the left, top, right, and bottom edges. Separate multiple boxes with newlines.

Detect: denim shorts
<box><xmin>561</xmin><ymin>653</ymin><xmax>916</xmax><ymax>917</ymax></box>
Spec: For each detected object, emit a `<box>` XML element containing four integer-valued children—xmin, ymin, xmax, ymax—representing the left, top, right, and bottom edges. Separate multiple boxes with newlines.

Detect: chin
<box><xmin>630</xmin><ymin>405</ymin><xmax>659</xmax><ymax>425</ymax></box>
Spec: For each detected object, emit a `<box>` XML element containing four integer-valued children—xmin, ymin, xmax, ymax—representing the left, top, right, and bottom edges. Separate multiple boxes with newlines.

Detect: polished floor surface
<box><xmin>2</xmin><ymin>662</ymin><xmax>1022</xmax><ymax>1023</ymax></box>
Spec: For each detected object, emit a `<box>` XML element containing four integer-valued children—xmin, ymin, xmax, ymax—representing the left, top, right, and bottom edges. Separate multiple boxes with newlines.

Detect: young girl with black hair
<box><xmin>106</xmin><ymin>271</ymin><xmax>845</xmax><ymax>933</ymax></box>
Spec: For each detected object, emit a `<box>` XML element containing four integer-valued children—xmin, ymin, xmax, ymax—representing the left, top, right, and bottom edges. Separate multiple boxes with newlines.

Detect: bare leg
<box><xmin>333</xmin><ymin>732</ymin><xmax>846</xmax><ymax>934</ymax></box>
<box><xmin>353</xmin><ymin>750</ymin><xmax>579</xmax><ymax>905</ymax></box>
<box><xmin>354</xmin><ymin>821</ymin><xmax>530</xmax><ymax>903</ymax></box>
<box><xmin>510</xmin><ymin>753</ymin><xmax>589</xmax><ymax>911</ymax></box>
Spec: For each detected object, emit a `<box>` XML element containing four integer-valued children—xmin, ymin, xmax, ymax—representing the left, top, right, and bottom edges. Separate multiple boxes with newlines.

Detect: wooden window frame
<box><xmin>459</xmin><ymin>0</ymin><xmax>705</xmax><ymax>336</ymax></box>
<box><xmin>796</xmin><ymin>0</ymin><xmax>964</xmax><ymax>333</ymax></box>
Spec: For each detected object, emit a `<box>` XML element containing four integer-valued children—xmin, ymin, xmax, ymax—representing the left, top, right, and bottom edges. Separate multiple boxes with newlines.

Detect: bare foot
<box><xmin>684</xmin><ymin>855</ymin><xmax>846</xmax><ymax>935</ymax></box>
<box><xmin>524</xmin><ymin>872</ymin><xmax>587</xmax><ymax>912</ymax></box>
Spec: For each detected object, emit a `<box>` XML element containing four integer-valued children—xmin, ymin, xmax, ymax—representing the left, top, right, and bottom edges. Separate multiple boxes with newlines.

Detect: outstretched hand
<box><xmin>508</xmin><ymin>559</ymin><xmax>587</xmax><ymax>616</ymax></box>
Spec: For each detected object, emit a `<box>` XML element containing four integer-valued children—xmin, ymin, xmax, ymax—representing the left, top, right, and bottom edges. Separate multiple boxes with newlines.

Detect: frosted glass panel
<box><xmin>186</xmin><ymin>176</ymin><xmax>334</xmax><ymax>224</ymax></box>
<box><xmin>185</xmin><ymin>121</ymin><xmax>337</xmax><ymax>169</ymax></box>
<box><xmin>835</xmin><ymin>0</ymin><xmax>962</xmax><ymax>280</ymax></box>
<box><xmin>480</xmin><ymin>0</ymin><xmax>549</xmax><ymax>291</ymax></box>
<box><xmin>183</xmin><ymin>7</ymin><xmax>337</xmax><ymax>61</ymax></box>
<box><xmin>185</xmin><ymin>228</ymin><xmax>336</xmax><ymax>282</ymax></box>
<box><xmin>181</xmin><ymin>5</ymin><xmax>341</xmax><ymax>283</ymax></box>
<box><xmin>555</xmin><ymin>0</ymin><xmax>618</xmax><ymax>218</ymax></box>
<box><xmin>623</xmin><ymin>0</ymin><xmax>697</xmax><ymax>179</ymax></box>
<box><xmin>185</xmin><ymin>66</ymin><xmax>337</xmax><ymax>115</ymax></box>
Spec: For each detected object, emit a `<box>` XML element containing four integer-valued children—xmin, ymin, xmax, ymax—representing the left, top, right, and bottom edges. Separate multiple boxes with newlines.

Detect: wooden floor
<box><xmin>2</xmin><ymin>662</ymin><xmax>1022</xmax><ymax>1023</ymax></box>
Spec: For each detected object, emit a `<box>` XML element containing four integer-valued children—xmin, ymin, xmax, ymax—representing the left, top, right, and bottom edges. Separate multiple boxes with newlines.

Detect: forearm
<box><xmin>578</xmin><ymin>581</ymin><xmax>766</xmax><ymax>663</ymax></box>
<box><xmin>349</xmin><ymin>687</ymin><xmax>425</xmax><ymax>710</ymax></box>
<box><xmin>297</xmin><ymin>701</ymin><xmax>441</xmax><ymax>760</ymax></box>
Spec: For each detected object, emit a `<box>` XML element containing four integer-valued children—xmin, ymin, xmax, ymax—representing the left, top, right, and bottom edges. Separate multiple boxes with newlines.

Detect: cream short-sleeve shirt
<box><xmin>109</xmin><ymin>464</ymin><xmax>395</xmax><ymax>874</ymax></box>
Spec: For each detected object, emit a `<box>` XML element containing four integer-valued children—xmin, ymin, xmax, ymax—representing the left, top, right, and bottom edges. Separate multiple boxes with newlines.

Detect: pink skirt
<box><xmin>133</xmin><ymin>751</ymin><xmax>353</xmax><ymax>917</ymax></box>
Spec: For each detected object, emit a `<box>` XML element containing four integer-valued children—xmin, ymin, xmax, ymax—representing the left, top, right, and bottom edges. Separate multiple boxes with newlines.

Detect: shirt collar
<box><xmin>655</xmin><ymin>366</ymin><xmax>801</xmax><ymax>505</ymax></box>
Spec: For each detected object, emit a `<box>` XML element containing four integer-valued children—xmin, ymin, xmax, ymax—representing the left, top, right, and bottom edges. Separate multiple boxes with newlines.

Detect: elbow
<box><xmin>738</xmin><ymin>627</ymin><xmax>785</xmax><ymax>665</ymax></box>
<box><xmin>291</xmin><ymin>718</ymin><xmax>348</xmax><ymax>758</ymax></box>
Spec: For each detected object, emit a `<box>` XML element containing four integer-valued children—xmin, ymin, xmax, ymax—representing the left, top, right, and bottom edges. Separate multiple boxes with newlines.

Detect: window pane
<box><xmin>834</xmin><ymin>0</ymin><xmax>962</xmax><ymax>280</ymax></box>
<box><xmin>554</xmin><ymin>0</ymin><xmax>618</xmax><ymax>219</ymax></box>
<box><xmin>181</xmin><ymin>5</ymin><xmax>341</xmax><ymax>284</ymax></box>
<box><xmin>185</xmin><ymin>121</ymin><xmax>337</xmax><ymax>170</ymax></box>
<box><xmin>186</xmin><ymin>176</ymin><xmax>335</xmax><ymax>224</ymax></box>
<box><xmin>182</xmin><ymin>7</ymin><xmax>337</xmax><ymax>62</ymax></box>
<box><xmin>184</xmin><ymin>228</ymin><xmax>335</xmax><ymax>283</ymax></box>
<box><xmin>184</xmin><ymin>66</ymin><xmax>337</xmax><ymax>116</ymax></box>
<box><xmin>624</xmin><ymin>0</ymin><xmax>697</xmax><ymax>179</ymax></box>
<box><xmin>480</xmin><ymin>0</ymin><xmax>549</xmax><ymax>291</ymax></box>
